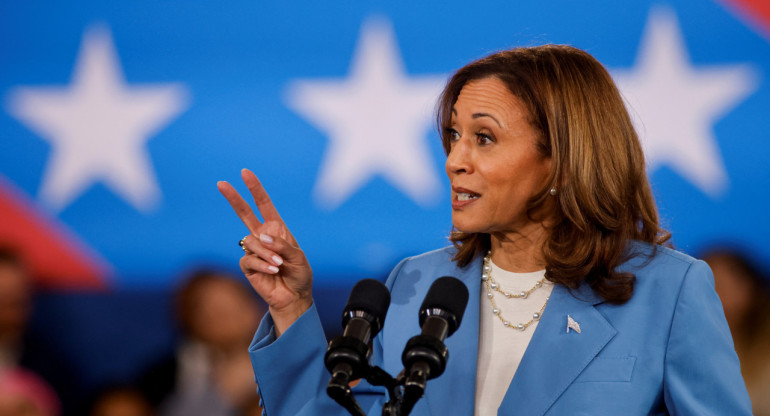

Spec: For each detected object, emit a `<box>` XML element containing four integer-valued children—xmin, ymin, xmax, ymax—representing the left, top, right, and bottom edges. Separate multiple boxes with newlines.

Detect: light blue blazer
<box><xmin>249</xmin><ymin>242</ymin><xmax>752</xmax><ymax>415</ymax></box>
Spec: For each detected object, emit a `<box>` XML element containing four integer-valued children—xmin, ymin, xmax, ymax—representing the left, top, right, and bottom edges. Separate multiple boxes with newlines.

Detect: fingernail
<box><xmin>259</xmin><ymin>234</ymin><xmax>273</xmax><ymax>244</ymax></box>
<box><xmin>272</xmin><ymin>255</ymin><xmax>283</xmax><ymax>266</ymax></box>
<box><xmin>267</xmin><ymin>265</ymin><xmax>279</xmax><ymax>274</ymax></box>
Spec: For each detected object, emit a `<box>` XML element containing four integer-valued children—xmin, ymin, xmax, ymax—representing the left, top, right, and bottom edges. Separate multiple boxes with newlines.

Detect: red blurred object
<box><xmin>0</xmin><ymin>367</ymin><xmax>61</xmax><ymax>416</ymax></box>
<box><xmin>0</xmin><ymin>176</ymin><xmax>108</xmax><ymax>290</ymax></box>
<box><xmin>721</xmin><ymin>0</ymin><xmax>770</xmax><ymax>38</ymax></box>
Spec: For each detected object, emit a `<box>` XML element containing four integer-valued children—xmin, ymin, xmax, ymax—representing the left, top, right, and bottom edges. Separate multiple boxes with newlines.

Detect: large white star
<box><xmin>285</xmin><ymin>17</ymin><xmax>446</xmax><ymax>209</ymax></box>
<box><xmin>613</xmin><ymin>6</ymin><xmax>757</xmax><ymax>196</ymax></box>
<box><xmin>6</xmin><ymin>25</ymin><xmax>189</xmax><ymax>212</ymax></box>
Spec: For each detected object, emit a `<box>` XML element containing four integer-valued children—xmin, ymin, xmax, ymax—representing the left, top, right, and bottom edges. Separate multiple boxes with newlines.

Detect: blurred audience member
<box><xmin>0</xmin><ymin>248</ymin><xmax>33</xmax><ymax>370</ymax></box>
<box><xmin>703</xmin><ymin>248</ymin><xmax>770</xmax><ymax>415</ymax></box>
<box><xmin>88</xmin><ymin>385</ymin><xmax>155</xmax><ymax>416</ymax></box>
<box><xmin>0</xmin><ymin>367</ymin><xmax>60</xmax><ymax>416</ymax></box>
<box><xmin>237</xmin><ymin>396</ymin><xmax>263</xmax><ymax>416</ymax></box>
<box><xmin>139</xmin><ymin>269</ymin><xmax>264</xmax><ymax>416</ymax></box>
<box><xmin>0</xmin><ymin>248</ymin><xmax>76</xmax><ymax>414</ymax></box>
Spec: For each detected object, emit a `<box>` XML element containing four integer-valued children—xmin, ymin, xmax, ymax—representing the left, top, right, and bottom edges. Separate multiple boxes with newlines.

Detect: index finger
<box><xmin>217</xmin><ymin>180</ymin><xmax>262</xmax><ymax>234</ymax></box>
<box><xmin>242</xmin><ymin>168</ymin><xmax>283</xmax><ymax>223</ymax></box>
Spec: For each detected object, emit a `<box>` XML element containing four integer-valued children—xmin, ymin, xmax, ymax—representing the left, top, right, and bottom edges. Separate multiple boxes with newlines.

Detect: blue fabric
<box><xmin>249</xmin><ymin>242</ymin><xmax>752</xmax><ymax>415</ymax></box>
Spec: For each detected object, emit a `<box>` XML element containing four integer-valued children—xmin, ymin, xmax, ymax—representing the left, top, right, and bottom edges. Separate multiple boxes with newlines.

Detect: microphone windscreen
<box><xmin>420</xmin><ymin>276</ymin><xmax>469</xmax><ymax>327</ymax></box>
<box><xmin>344</xmin><ymin>278</ymin><xmax>391</xmax><ymax>327</ymax></box>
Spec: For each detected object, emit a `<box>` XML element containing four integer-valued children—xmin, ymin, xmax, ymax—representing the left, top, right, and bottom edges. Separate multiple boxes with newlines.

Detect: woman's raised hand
<box><xmin>217</xmin><ymin>169</ymin><xmax>313</xmax><ymax>337</ymax></box>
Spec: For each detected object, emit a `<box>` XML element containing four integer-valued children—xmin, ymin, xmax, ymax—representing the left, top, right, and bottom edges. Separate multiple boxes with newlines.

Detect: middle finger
<box><xmin>241</xmin><ymin>235</ymin><xmax>284</xmax><ymax>267</ymax></box>
<box><xmin>218</xmin><ymin>181</ymin><xmax>262</xmax><ymax>234</ymax></box>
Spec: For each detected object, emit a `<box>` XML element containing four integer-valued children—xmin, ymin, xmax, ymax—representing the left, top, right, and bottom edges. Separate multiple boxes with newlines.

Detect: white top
<box><xmin>474</xmin><ymin>259</ymin><xmax>554</xmax><ymax>416</ymax></box>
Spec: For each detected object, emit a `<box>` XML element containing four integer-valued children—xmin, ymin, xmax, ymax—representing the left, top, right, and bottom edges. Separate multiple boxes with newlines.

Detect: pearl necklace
<box><xmin>482</xmin><ymin>252</ymin><xmax>549</xmax><ymax>331</ymax></box>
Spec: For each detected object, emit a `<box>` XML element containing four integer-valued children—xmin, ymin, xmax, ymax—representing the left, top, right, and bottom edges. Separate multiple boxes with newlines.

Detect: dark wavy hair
<box><xmin>438</xmin><ymin>45</ymin><xmax>670</xmax><ymax>304</ymax></box>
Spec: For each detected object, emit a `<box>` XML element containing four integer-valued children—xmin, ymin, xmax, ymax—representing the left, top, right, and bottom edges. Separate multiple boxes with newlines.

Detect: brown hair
<box><xmin>438</xmin><ymin>45</ymin><xmax>670</xmax><ymax>303</ymax></box>
<box><xmin>174</xmin><ymin>269</ymin><xmax>262</xmax><ymax>338</ymax></box>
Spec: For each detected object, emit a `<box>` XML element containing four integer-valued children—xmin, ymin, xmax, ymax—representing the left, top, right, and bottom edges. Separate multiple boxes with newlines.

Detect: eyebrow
<box><xmin>472</xmin><ymin>113</ymin><xmax>501</xmax><ymax>127</ymax></box>
<box><xmin>450</xmin><ymin>107</ymin><xmax>502</xmax><ymax>127</ymax></box>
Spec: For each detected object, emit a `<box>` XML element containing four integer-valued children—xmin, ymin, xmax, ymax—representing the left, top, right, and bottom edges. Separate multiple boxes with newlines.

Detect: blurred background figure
<box><xmin>0</xmin><ymin>248</ymin><xmax>77</xmax><ymax>414</ymax></box>
<box><xmin>139</xmin><ymin>270</ymin><xmax>264</xmax><ymax>416</ymax></box>
<box><xmin>88</xmin><ymin>385</ymin><xmax>155</xmax><ymax>416</ymax></box>
<box><xmin>0</xmin><ymin>248</ymin><xmax>32</xmax><ymax>370</ymax></box>
<box><xmin>703</xmin><ymin>248</ymin><xmax>770</xmax><ymax>415</ymax></box>
<box><xmin>0</xmin><ymin>367</ymin><xmax>60</xmax><ymax>416</ymax></box>
<box><xmin>237</xmin><ymin>396</ymin><xmax>264</xmax><ymax>416</ymax></box>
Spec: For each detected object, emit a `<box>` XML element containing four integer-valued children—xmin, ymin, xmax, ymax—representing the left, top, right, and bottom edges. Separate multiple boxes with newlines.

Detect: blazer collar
<box><xmin>420</xmin><ymin>252</ymin><xmax>616</xmax><ymax>416</ymax></box>
<box><xmin>424</xmin><ymin>253</ymin><xmax>482</xmax><ymax>416</ymax></box>
<box><xmin>499</xmin><ymin>282</ymin><xmax>616</xmax><ymax>416</ymax></box>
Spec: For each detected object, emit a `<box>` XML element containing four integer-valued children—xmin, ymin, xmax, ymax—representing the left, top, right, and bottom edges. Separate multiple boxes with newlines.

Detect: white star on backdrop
<box><xmin>613</xmin><ymin>6</ymin><xmax>758</xmax><ymax>197</ymax></box>
<box><xmin>6</xmin><ymin>24</ymin><xmax>190</xmax><ymax>212</ymax></box>
<box><xmin>285</xmin><ymin>17</ymin><xmax>446</xmax><ymax>210</ymax></box>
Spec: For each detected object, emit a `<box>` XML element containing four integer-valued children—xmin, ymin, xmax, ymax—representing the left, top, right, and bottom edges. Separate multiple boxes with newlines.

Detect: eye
<box><xmin>445</xmin><ymin>127</ymin><xmax>460</xmax><ymax>142</ymax></box>
<box><xmin>476</xmin><ymin>133</ymin><xmax>494</xmax><ymax>145</ymax></box>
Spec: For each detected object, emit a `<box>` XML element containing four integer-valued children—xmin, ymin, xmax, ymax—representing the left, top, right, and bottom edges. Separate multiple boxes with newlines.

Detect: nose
<box><xmin>445</xmin><ymin>137</ymin><xmax>472</xmax><ymax>176</ymax></box>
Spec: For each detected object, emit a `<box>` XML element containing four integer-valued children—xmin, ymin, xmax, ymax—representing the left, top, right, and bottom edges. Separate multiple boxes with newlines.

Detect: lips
<box><xmin>452</xmin><ymin>186</ymin><xmax>480</xmax><ymax>207</ymax></box>
<box><xmin>456</xmin><ymin>192</ymin><xmax>479</xmax><ymax>201</ymax></box>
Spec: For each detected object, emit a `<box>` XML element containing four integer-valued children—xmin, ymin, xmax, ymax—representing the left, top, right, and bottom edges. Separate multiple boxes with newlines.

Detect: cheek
<box><xmin>487</xmin><ymin>163</ymin><xmax>547</xmax><ymax>216</ymax></box>
<box><xmin>487</xmin><ymin>164</ymin><xmax>537</xmax><ymax>201</ymax></box>
<box><xmin>495</xmin><ymin>183</ymin><xmax>530</xmax><ymax>216</ymax></box>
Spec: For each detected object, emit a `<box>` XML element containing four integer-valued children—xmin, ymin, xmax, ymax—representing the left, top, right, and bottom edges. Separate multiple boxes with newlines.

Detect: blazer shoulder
<box><xmin>624</xmin><ymin>241</ymin><xmax>712</xmax><ymax>293</ymax></box>
<box><xmin>403</xmin><ymin>246</ymin><xmax>458</xmax><ymax>265</ymax></box>
<box><xmin>625</xmin><ymin>241</ymin><xmax>700</xmax><ymax>271</ymax></box>
<box><xmin>387</xmin><ymin>246</ymin><xmax>458</xmax><ymax>274</ymax></box>
<box><xmin>384</xmin><ymin>246</ymin><xmax>470</xmax><ymax>291</ymax></box>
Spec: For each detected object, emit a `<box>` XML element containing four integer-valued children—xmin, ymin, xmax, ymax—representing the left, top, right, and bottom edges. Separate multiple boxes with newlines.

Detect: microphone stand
<box><xmin>327</xmin><ymin>364</ymin><xmax>367</xmax><ymax>416</ymax></box>
<box><xmin>328</xmin><ymin>318</ymin><xmax>452</xmax><ymax>415</ymax></box>
<box><xmin>366</xmin><ymin>366</ymin><xmax>403</xmax><ymax>416</ymax></box>
<box><xmin>329</xmin><ymin>362</ymin><xmax>436</xmax><ymax>416</ymax></box>
<box><xmin>328</xmin><ymin>361</ymin><xmax>413</xmax><ymax>416</ymax></box>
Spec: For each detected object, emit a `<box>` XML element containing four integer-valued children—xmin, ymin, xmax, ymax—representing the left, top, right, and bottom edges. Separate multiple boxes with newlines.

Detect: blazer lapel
<box><xmin>425</xmin><ymin>255</ymin><xmax>482</xmax><ymax>416</ymax></box>
<box><xmin>499</xmin><ymin>284</ymin><xmax>616</xmax><ymax>416</ymax></box>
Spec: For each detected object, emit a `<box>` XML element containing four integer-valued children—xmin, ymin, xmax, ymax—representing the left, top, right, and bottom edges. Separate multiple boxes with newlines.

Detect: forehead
<box><xmin>453</xmin><ymin>77</ymin><xmax>526</xmax><ymax>124</ymax></box>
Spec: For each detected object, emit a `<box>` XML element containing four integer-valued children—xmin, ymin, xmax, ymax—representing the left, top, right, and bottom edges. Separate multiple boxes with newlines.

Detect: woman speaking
<box><xmin>218</xmin><ymin>45</ymin><xmax>752</xmax><ymax>415</ymax></box>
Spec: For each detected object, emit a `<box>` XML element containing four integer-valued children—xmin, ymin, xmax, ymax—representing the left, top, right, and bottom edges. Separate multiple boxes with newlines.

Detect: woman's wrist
<box><xmin>270</xmin><ymin>297</ymin><xmax>313</xmax><ymax>337</ymax></box>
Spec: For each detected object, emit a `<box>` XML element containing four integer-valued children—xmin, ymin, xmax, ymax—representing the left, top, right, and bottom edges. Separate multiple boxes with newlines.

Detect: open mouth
<box><xmin>456</xmin><ymin>192</ymin><xmax>480</xmax><ymax>201</ymax></box>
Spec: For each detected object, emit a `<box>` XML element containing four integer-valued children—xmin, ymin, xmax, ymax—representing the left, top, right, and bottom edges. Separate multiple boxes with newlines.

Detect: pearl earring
<box><xmin>549</xmin><ymin>187</ymin><xmax>557</xmax><ymax>196</ymax></box>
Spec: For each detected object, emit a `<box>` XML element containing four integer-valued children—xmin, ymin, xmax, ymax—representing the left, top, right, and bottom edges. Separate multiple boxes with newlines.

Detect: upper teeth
<box><xmin>457</xmin><ymin>193</ymin><xmax>478</xmax><ymax>201</ymax></box>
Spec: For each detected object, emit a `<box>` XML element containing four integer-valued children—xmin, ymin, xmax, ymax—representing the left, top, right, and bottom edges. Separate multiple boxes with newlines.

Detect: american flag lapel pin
<box><xmin>566</xmin><ymin>314</ymin><xmax>581</xmax><ymax>334</ymax></box>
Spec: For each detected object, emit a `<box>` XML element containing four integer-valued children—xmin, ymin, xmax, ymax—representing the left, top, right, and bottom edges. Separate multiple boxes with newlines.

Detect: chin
<box><xmin>451</xmin><ymin>217</ymin><xmax>487</xmax><ymax>234</ymax></box>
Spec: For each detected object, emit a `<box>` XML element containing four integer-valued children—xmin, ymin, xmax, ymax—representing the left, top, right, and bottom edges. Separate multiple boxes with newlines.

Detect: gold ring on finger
<box><xmin>239</xmin><ymin>237</ymin><xmax>249</xmax><ymax>253</ymax></box>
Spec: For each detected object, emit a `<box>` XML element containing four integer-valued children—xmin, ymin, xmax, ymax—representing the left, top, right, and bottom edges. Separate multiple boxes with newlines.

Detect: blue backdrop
<box><xmin>1</xmin><ymin>0</ymin><xmax>768</xmax><ymax>290</ymax></box>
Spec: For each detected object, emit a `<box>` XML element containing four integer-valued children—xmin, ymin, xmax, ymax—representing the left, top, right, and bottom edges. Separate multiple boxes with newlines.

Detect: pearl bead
<box><xmin>480</xmin><ymin>260</ymin><xmax>550</xmax><ymax>333</ymax></box>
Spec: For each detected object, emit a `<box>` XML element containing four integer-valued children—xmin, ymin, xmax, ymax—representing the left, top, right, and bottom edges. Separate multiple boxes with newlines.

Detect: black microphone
<box><xmin>325</xmin><ymin>278</ymin><xmax>391</xmax><ymax>415</ymax></box>
<box><xmin>400</xmin><ymin>276</ymin><xmax>469</xmax><ymax>414</ymax></box>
